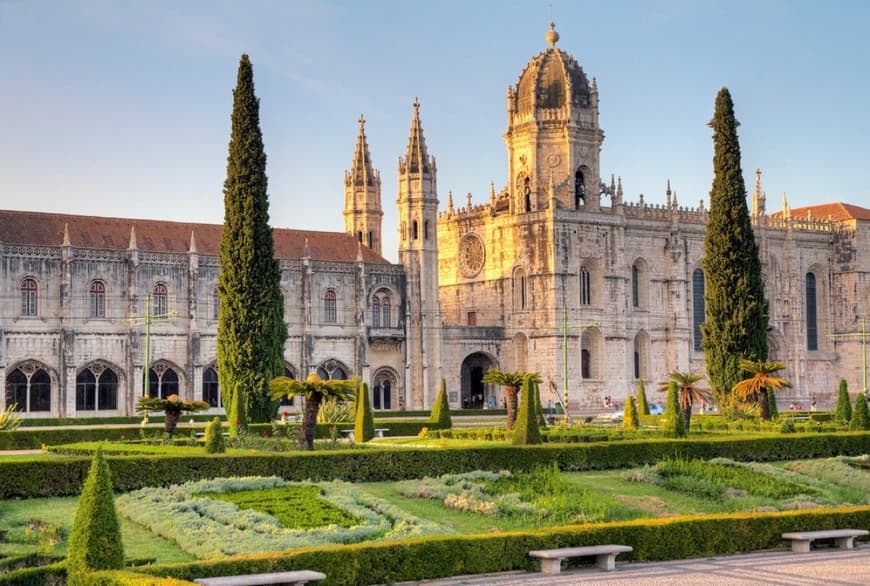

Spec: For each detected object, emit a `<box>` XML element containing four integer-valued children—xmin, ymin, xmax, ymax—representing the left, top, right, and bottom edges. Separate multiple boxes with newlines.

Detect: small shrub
<box><xmin>850</xmin><ymin>393</ymin><xmax>869</xmax><ymax>431</ymax></box>
<box><xmin>512</xmin><ymin>374</ymin><xmax>541</xmax><ymax>445</ymax></box>
<box><xmin>623</xmin><ymin>396</ymin><xmax>639</xmax><ymax>430</ymax></box>
<box><xmin>637</xmin><ymin>379</ymin><xmax>650</xmax><ymax>415</ymax></box>
<box><xmin>429</xmin><ymin>379</ymin><xmax>453</xmax><ymax>429</ymax></box>
<box><xmin>661</xmin><ymin>381</ymin><xmax>686</xmax><ymax>438</ymax></box>
<box><xmin>354</xmin><ymin>382</ymin><xmax>375</xmax><ymax>443</ymax></box>
<box><xmin>835</xmin><ymin>379</ymin><xmax>852</xmax><ymax>424</ymax></box>
<box><xmin>204</xmin><ymin>417</ymin><xmax>226</xmax><ymax>454</ymax></box>
<box><xmin>66</xmin><ymin>447</ymin><xmax>124</xmax><ymax>584</ymax></box>
<box><xmin>780</xmin><ymin>418</ymin><xmax>797</xmax><ymax>434</ymax></box>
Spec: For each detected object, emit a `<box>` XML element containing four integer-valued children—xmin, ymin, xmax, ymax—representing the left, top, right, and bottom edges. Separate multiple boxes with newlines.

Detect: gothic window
<box><xmin>153</xmin><ymin>282</ymin><xmax>168</xmax><ymax>316</ymax></box>
<box><xmin>323</xmin><ymin>289</ymin><xmax>337</xmax><ymax>323</ymax></box>
<box><xmin>76</xmin><ymin>363</ymin><xmax>118</xmax><ymax>411</ymax></box>
<box><xmin>424</xmin><ymin>220</ymin><xmax>430</xmax><ymax>241</ymax></box>
<box><xmin>368</xmin><ymin>231</ymin><xmax>374</xmax><ymax>248</ymax></box>
<box><xmin>806</xmin><ymin>272</ymin><xmax>818</xmax><ymax>351</ymax></box>
<box><xmin>371</xmin><ymin>297</ymin><xmax>381</xmax><ymax>327</ymax></box>
<box><xmin>412</xmin><ymin>220</ymin><xmax>419</xmax><ymax>240</ymax></box>
<box><xmin>381</xmin><ymin>296</ymin><xmax>390</xmax><ymax>327</ymax></box>
<box><xmin>580</xmin><ymin>266</ymin><xmax>591</xmax><ymax>305</ymax></box>
<box><xmin>633</xmin><ymin>331</ymin><xmax>649</xmax><ymax>380</ymax></box>
<box><xmin>401</xmin><ymin>221</ymin><xmax>407</xmax><ymax>242</ymax></box>
<box><xmin>692</xmin><ymin>269</ymin><xmax>705</xmax><ymax>352</ymax></box>
<box><xmin>580</xmin><ymin>328</ymin><xmax>601</xmax><ymax>380</ymax></box>
<box><xmin>631</xmin><ymin>264</ymin><xmax>640</xmax><ymax>308</ymax></box>
<box><xmin>575</xmin><ymin>169</ymin><xmax>585</xmax><ymax>207</ymax></box>
<box><xmin>89</xmin><ymin>281</ymin><xmax>106</xmax><ymax>318</ymax></box>
<box><xmin>524</xmin><ymin>177</ymin><xmax>531</xmax><ymax>212</ymax></box>
<box><xmin>317</xmin><ymin>360</ymin><xmax>348</xmax><ymax>380</ymax></box>
<box><xmin>20</xmin><ymin>278</ymin><xmax>37</xmax><ymax>317</ymax></box>
<box><xmin>202</xmin><ymin>366</ymin><xmax>220</xmax><ymax>407</ymax></box>
<box><xmin>213</xmin><ymin>287</ymin><xmax>220</xmax><ymax>320</ymax></box>
<box><xmin>372</xmin><ymin>370</ymin><xmax>396</xmax><ymax>410</ymax></box>
<box><xmin>148</xmin><ymin>363</ymin><xmax>179</xmax><ymax>398</ymax></box>
<box><xmin>357</xmin><ymin>231</ymin><xmax>363</xmax><ymax>243</ymax></box>
<box><xmin>5</xmin><ymin>363</ymin><xmax>51</xmax><ymax>412</ymax></box>
<box><xmin>513</xmin><ymin>268</ymin><xmax>528</xmax><ymax>310</ymax></box>
<box><xmin>581</xmin><ymin>349</ymin><xmax>591</xmax><ymax>379</ymax></box>
<box><xmin>631</xmin><ymin>259</ymin><xmax>648</xmax><ymax>309</ymax></box>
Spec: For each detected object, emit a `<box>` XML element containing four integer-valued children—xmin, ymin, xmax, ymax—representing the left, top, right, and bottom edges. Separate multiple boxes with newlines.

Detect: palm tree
<box><xmin>482</xmin><ymin>368</ymin><xmax>537</xmax><ymax>430</ymax></box>
<box><xmin>657</xmin><ymin>370</ymin><xmax>711</xmax><ymax>431</ymax></box>
<box><xmin>732</xmin><ymin>359</ymin><xmax>790</xmax><ymax>421</ymax></box>
<box><xmin>270</xmin><ymin>373</ymin><xmax>357</xmax><ymax>449</ymax></box>
<box><xmin>136</xmin><ymin>395</ymin><xmax>210</xmax><ymax>436</ymax></box>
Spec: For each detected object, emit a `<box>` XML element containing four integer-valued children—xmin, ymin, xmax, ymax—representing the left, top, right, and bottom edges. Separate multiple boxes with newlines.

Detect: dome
<box><xmin>514</xmin><ymin>23</ymin><xmax>590</xmax><ymax>112</ymax></box>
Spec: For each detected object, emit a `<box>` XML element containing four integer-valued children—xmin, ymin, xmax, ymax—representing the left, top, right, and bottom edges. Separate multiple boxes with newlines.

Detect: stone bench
<box><xmin>529</xmin><ymin>545</ymin><xmax>633</xmax><ymax>573</ymax></box>
<box><xmin>781</xmin><ymin>529</ymin><xmax>868</xmax><ymax>553</ymax></box>
<box><xmin>374</xmin><ymin>428</ymin><xmax>389</xmax><ymax>438</ymax></box>
<box><xmin>194</xmin><ymin>570</ymin><xmax>326</xmax><ymax>585</ymax></box>
<box><xmin>339</xmin><ymin>429</ymin><xmax>354</xmax><ymax>440</ymax></box>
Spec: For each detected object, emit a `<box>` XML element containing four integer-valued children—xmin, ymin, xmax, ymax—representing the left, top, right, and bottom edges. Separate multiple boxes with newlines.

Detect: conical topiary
<box><xmin>636</xmin><ymin>379</ymin><xmax>650</xmax><ymax>415</ymax></box>
<box><xmin>850</xmin><ymin>393</ymin><xmax>869</xmax><ymax>431</ymax></box>
<box><xmin>767</xmin><ymin>389</ymin><xmax>779</xmax><ymax>420</ymax></box>
<box><xmin>354</xmin><ymin>381</ymin><xmax>375</xmax><ymax>442</ymax></box>
<box><xmin>204</xmin><ymin>417</ymin><xmax>226</xmax><ymax>454</ymax></box>
<box><xmin>623</xmin><ymin>396</ymin><xmax>639</xmax><ymax>430</ymax></box>
<box><xmin>513</xmin><ymin>374</ymin><xmax>541</xmax><ymax>445</ymax></box>
<box><xmin>66</xmin><ymin>447</ymin><xmax>124</xmax><ymax>584</ymax></box>
<box><xmin>661</xmin><ymin>380</ymin><xmax>687</xmax><ymax>438</ymax></box>
<box><xmin>534</xmin><ymin>379</ymin><xmax>547</xmax><ymax>428</ymax></box>
<box><xmin>836</xmin><ymin>379</ymin><xmax>852</xmax><ymax>424</ymax></box>
<box><xmin>429</xmin><ymin>379</ymin><xmax>452</xmax><ymax>429</ymax></box>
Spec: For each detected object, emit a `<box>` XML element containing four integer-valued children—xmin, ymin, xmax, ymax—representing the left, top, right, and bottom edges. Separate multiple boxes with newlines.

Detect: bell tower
<box><xmin>343</xmin><ymin>115</ymin><xmax>383</xmax><ymax>255</ymax></box>
<box><xmin>504</xmin><ymin>22</ymin><xmax>604</xmax><ymax>212</ymax></box>
<box><xmin>397</xmin><ymin>98</ymin><xmax>442</xmax><ymax>409</ymax></box>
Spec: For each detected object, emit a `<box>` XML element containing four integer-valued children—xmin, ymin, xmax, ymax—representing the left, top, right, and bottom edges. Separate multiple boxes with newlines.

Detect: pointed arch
<box><xmin>4</xmin><ymin>360</ymin><xmax>55</xmax><ymax>412</ymax></box>
<box><xmin>512</xmin><ymin>266</ymin><xmax>528</xmax><ymax>311</ymax></box>
<box><xmin>76</xmin><ymin>360</ymin><xmax>121</xmax><ymax>411</ymax></box>
<box><xmin>372</xmin><ymin>367</ymin><xmax>399</xmax><ymax>410</ymax></box>
<box><xmin>459</xmin><ymin>352</ymin><xmax>495</xmax><ymax>409</ymax></box>
<box><xmin>316</xmin><ymin>359</ymin><xmax>351</xmax><ymax>380</ymax></box>
<box><xmin>580</xmin><ymin>327</ymin><xmax>603</xmax><ymax>380</ymax></box>
<box><xmin>633</xmin><ymin>330</ymin><xmax>650</xmax><ymax>380</ymax></box>
<box><xmin>147</xmin><ymin>359</ymin><xmax>183</xmax><ymax>399</ymax></box>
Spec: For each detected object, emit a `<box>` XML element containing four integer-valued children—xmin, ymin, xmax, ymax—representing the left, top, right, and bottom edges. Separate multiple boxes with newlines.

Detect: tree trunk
<box><xmin>505</xmin><ymin>386</ymin><xmax>519</xmax><ymax>431</ymax></box>
<box><xmin>164</xmin><ymin>410</ymin><xmax>180</xmax><ymax>436</ymax></box>
<box><xmin>682</xmin><ymin>405</ymin><xmax>693</xmax><ymax>432</ymax></box>
<box><xmin>302</xmin><ymin>395</ymin><xmax>322</xmax><ymax>449</ymax></box>
<box><xmin>759</xmin><ymin>390</ymin><xmax>771</xmax><ymax>421</ymax></box>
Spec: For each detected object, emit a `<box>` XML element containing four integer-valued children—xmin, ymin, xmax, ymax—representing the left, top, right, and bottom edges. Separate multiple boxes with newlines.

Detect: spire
<box><xmin>489</xmin><ymin>181</ymin><xmax>496</xmax><ymax>204</ymax></box>
<box><xmin>62</xmin><ymin>223</ymin><xmax>71</xmax><ymax>247</ymax></box>
<box><xmin>349</xmin><ymin>114</ymin><xmax>376</xmax><ymax>187</ymax></box>
<box><xmin>402</xmin><ymin>98</ymin><xmax>432</xmax><ymax>174</ymax></box>
<box><xmin>752</xmin><ymin>168</ymin><xmax>766</xmax><ymax>217</ymax></box>
<box><xmin>128</xmin><ymin>226</ymin><xmax>138</xmax><ymax>250</ymax></box>
<box><xmin>666</xmin><ymin>179</ymin><xmax>672</xmax><ymax>208</ymax></box>
<box><xmin>447</xmin><ymin>190</ymin><xmax>454</xmax><ymax>213</ymax></box>
<box><xmin>782</xmin><ymin>192</ymin><xmax>791</xmax><ymax>219</ymax></box>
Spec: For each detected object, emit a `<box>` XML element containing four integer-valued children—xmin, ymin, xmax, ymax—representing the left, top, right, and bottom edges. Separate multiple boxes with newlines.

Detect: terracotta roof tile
<box><xmin>0</xmin><ymin>210</ymin><xmax>391</xmax><ymax>264</ymax></box>
<box><xmin>770</xmin><ymin>202</ymin><xmax>870</xmax><ymax>222</ymax></box>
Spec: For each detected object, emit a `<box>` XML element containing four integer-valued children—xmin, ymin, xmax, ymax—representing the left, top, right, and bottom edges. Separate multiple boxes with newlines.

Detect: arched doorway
<box><xmin>460</xmin><ymin>352</ymin><xmax>494</xmax><ymax>409</ymax></box>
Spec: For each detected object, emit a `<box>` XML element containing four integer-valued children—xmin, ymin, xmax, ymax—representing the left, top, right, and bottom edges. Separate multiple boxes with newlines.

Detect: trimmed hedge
<box><xmin>2</xmin><ymin>432</ymin><xmax>868</xmax><ymax>498</ymax></box>
<box><xmin>129</xmin><ymin>507</ymin><xmax>870</xmax><ymax>586</ymax></box>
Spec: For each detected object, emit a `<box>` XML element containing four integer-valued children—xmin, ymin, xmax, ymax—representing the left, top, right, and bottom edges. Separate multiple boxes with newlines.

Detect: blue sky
<box><xmin>2</xmin><ymin>0</ymin><xmax>869</xmax><ymax>262</ymax></box>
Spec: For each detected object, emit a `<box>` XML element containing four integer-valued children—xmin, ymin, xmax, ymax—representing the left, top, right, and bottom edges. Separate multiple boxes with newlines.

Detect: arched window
<box><xmin>692</xmin><ymin>269</ymin><xmax>705</xmax><ymax>352</ymax></box>
<box><xmin>357</xmin><ymin>231</ymin><xmax>363</xmax><ymax>243</ymax></box>
<box><xmin>371</xmin><ymin>297</ymin><xmax>381</xmax><ymax>327</ymax></box>
<box><xmin>323</xmin><ymin>289</ymin><xmax>337</xmax><ymax>323</ymax></box>
<box><xmin>20</xmin><ymin>278</ymin><xmax>37</xmax><ymax>317</ymax></box>
<box><xmin>372</xmin><ymin>371</ymin><xmax>395</xmax><ymax>410</ymax></box>
<box><xmin>213</xmin><ymin>287</ymin><xmax>220</xmax><ymax>320</ymax></box>
<box><xmin>524</xmin><ymin>177</ymin><xmax>532</xmax><ymax>212</ymax></box>
<box><xmin>633</xmin><ymin>331</ymin><xmax>649</xmax><ymax>380</ymax></box>
<box><xmin>148</xmin><ymin>363</ymin><xmax>179</xmax><ymax>398</ymax></box>
<box><xmin>401</xmin><ymin>221</ymin><xmax>407</xmax><ymax>242</ymax></box>
<box><xmin>575</xmin><ymin>168</ymin><xmax>585</xmax><ymax>207</ymax></box>
<box><xmin>368</xmin><ymin>231</ymin><xmax>374</xmax><ymax>248</ymax></box>
<box><xmin>424</xmin><ymin>220</ymin><xmax>430</xmax><ymax>241</ymax></box>
<box><xmin>89</xmin><ymin>281</ymin><xmax>106</xmax><ymax>318</ymax></box>
<box><xmin>806</xmin><ymin>272</ymin><xmax>818</xmax><ymax>351</ymax></box>
<box><xmin>202</xmin><ymin>366</ymin><xmax>220</xmax><ymax>407</ymax></box>
<box><xmin>412</xmin><ymin>220</ymin><xmax>419</xmax><ymax>240</ymax></box>
<box><xmin>581</xmin><ymin>349</ymin><xmax>591</xmax><ymax>379</ymax></box>
<box><xmin>381</xmin><ymin>297</ymin><xmax>390</xmax><ymax>327</ymax></box>
<box><xmin>76</xmin><ymin>363</ymin><xmax>118</xmax><ymax>411</ymax></box>
<box><xmin>5</xmin><ymin>363</ymin><xmax>51</xmax><ymax>412</ymax></box>
<box><xmin>580</xmin><ymin>328</ymin><xmax>602</xmax><ymax>380</ymax></box>
<box><xmin>580</xmin><ymin>266</ymin><xmax>591</xmax><ymax>305</ymax></box>
<box><xmin>153</xmin><ymin>283</ymin><xmax>168</xmax><ymax>316</ymax></box>
<box><xmin>513</xmin><ymin>268</ymin><xmax>527</xmax><ymax>310</ymax></box>
<box><xmin>317</xmin><ymin>360</ymin><xmax>348</xmax><ymax>380</ymax></box>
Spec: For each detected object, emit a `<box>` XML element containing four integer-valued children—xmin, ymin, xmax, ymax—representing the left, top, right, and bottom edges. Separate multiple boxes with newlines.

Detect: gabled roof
<box><xmin>0</xmin><ymin>210</ymin><xmax>392</xmax><ymax>264</ymax></box>
<box><xmin>771</xmin><ymin>202</ymin><xmax>870</xmax><ymax>222</ymax></box>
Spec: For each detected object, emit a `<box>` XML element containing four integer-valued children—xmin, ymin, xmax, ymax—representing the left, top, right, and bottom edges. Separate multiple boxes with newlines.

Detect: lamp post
<box><xmin>124</xmin><ymin>295</ymin><xmax>178</xmax><ymax>397</ymax></box>
<box><xmin>829</xmin><ymin>316</ymin><xmax>868</xmax><ymax>396</ymax></box>
<box><xmin>542</xmin><ymin>308</ymin><xmax>600</xmax><ymax>423</ymax></box>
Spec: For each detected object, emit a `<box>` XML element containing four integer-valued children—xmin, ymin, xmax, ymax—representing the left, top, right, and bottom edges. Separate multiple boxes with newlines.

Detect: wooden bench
<box><xmin>374</xmin><ymin>428</ymin><xmax>389</xmax><ymax>438</ymax></box>
<box><xmin>781</xmin><ymin>529</ymin><xmax>868</xmax><ymax>553</ymax></box>
<box><xmin>194</xmin><ymin>570</ymin><xmax>326</xmax><ymax>585</ymax></box>
<box><xmin>529</xmin><ymin>545</ymin><xmax>632</xmax><ymax>573</ymax></box>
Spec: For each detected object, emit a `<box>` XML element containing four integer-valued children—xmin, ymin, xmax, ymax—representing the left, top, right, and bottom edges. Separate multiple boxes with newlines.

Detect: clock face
<box><xmin>458</xmin><ymin>233</ymin><xmax>485</xmax><ymax>278</ymax></box>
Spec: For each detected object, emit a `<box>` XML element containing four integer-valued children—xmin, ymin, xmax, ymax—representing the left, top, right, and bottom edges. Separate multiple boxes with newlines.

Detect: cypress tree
<box><xmin>661</xmin><ymin>381</ymin><xmax>686</xmax><ymax>438</ymax></box>
<box><xmin>66</xmin><ymin>447</ymin><xmax>124</xmax><ymax>583</ymax></box>
<box><xmin>534</xmin><ymin>379</ymin><xmax>547</xmax><ymax>428</ymax></box>
<box><xmin>217</xmin><ymin>54</ymin><xmax>287</xmax><ymax>435</ymax></box>
<box><xmin>636</xmin><ymin>379</ymin><xmax>650</xmax><ymax>415</ymax></box>
<box><xmin>623</xmin><ymin>396</ymin><xmax>639</xmax><ymax>430</ymax></box>
<box><xmin>204</xmin><ymin>417</ymin><xmax>226</xmax><ymax>454</ymax></box>
<box><xmin>836</xmin><ymin>379</ymin><xmax>853</xmax><ymax>424</ymax></box>
<box><xmin>767</xmin><ymin>389</ymin><xmax>779</xmax><ymax>420</ymax></box>
<box><xmin>354</xmin><ymin>381</ymin><xmax>375</xmax><ymax>442</ymax></box>
<box><xmin>702</xmin><ymin>88</ymin><xmax>768</xmax><ymax>410</ymax></box>
<box><xmin>513</xmin><ymin>374</ymin><xmax>541</xmax><ymax>445</ymax></box>
<box><xmin>429</xmin><ymin>379</ymin><xmax>452</xmax><ymax>429</ymax></box>
<box><xmin>850</xmin><ymin>393</ymin><xmax>869</xmax><ymax>431</ymax></box>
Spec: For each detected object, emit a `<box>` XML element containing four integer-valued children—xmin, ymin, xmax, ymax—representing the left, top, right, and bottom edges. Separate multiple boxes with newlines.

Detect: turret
<box><xmin>343</xmin><ymin>115</ymin><xmax>383</xmax><ymax>255</ymax></box>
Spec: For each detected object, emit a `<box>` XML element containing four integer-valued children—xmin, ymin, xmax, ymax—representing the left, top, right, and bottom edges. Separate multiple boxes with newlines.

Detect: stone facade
<box><xmin>2</xmin><ymin>24</ymin><xmax>868</xmax><ymax>418</ymax></box>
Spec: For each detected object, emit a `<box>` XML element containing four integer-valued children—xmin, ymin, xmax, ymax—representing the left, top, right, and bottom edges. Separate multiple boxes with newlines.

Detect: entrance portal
<box><xmin>460</xmin><ymin>352</ymin><xmax>494</xmax><ymax>409</ymax></box>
